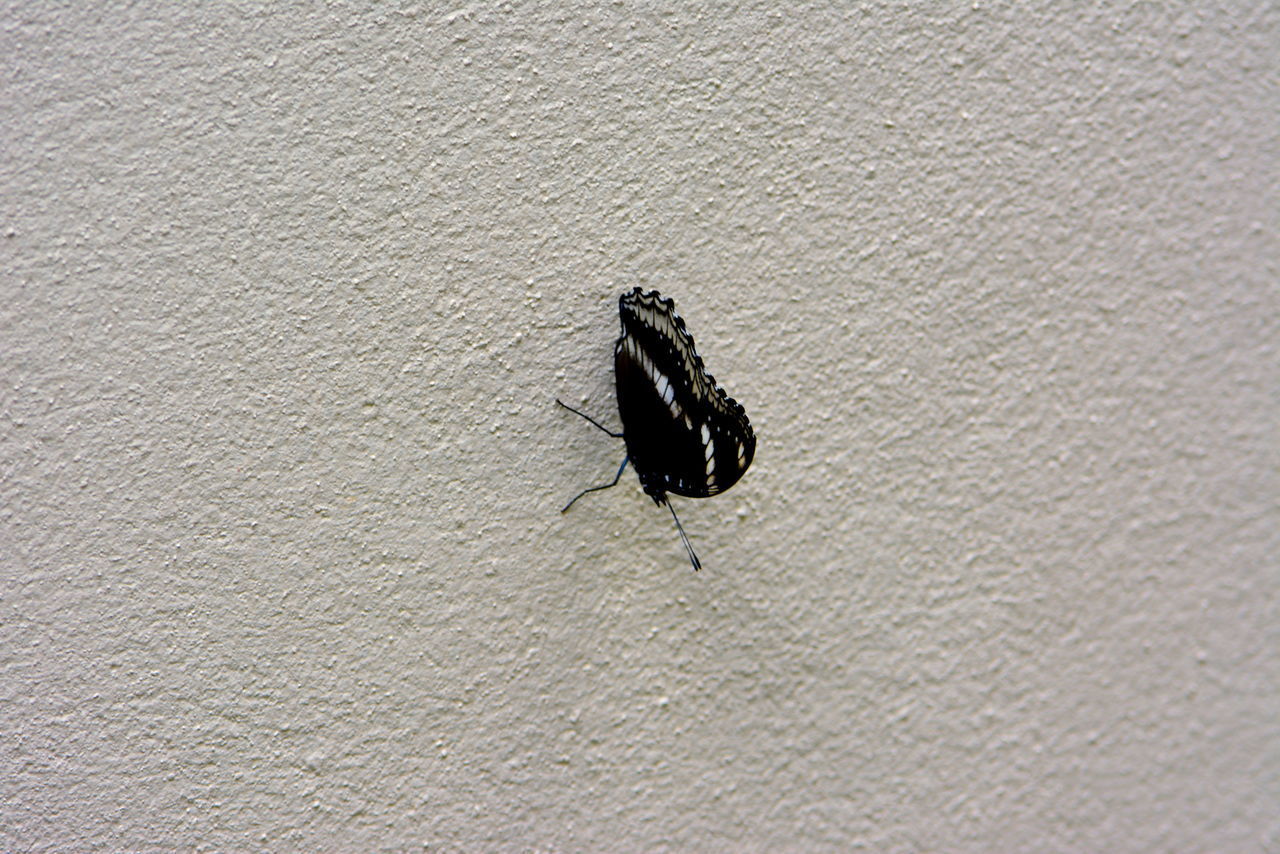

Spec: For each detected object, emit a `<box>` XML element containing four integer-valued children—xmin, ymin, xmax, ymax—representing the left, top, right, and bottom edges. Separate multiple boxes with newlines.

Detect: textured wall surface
<box><xmin>2</xmin><ymin>2</ymin><xmax>1276</xmax><ymax>851</ymax></box>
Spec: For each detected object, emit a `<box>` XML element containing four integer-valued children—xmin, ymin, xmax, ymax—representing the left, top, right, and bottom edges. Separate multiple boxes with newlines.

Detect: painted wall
<box><xmin>3</xmin><ymin>3</ymin><xmax>1275</xmax><ymax>850</ymax></box>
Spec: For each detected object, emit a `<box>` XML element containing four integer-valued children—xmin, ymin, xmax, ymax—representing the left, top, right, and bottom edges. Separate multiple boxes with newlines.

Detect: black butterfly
<box><xmin>558</xmin><ymin>287</ymin><xmax>756</xmax><ymax>570</ymax></box>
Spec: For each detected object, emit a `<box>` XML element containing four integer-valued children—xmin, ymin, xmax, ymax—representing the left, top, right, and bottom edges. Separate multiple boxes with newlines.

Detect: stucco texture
<box><xmin>2</xmin><ymin>2</ymin><xmax>1276</xmax><ymax>851</ymax></box>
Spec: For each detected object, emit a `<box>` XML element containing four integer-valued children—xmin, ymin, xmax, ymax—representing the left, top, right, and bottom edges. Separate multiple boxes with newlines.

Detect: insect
<box><xmin>557</xmin><ymin>287</ymin><xmax>756</xmax><ymax>570</ymax></box>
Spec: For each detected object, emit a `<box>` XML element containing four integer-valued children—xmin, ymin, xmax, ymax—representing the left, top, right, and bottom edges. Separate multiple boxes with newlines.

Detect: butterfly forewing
<box><xmin>615</xmin><ymin>288</ymin><xmax>755</xmax><ymax>499</ymax></box>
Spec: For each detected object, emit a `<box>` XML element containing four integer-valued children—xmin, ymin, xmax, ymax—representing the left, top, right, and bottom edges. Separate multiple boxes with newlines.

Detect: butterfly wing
<box><xmin>615</xmin><ymin>288</ymin><xmax>755</xmax><ymax>499</ymax></box>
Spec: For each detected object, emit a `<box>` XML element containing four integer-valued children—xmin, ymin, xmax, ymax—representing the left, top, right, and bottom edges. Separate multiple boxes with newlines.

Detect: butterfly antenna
<box><xmin>562</xmin><ymin>456</ymin><xmax>629</xmax><ymax>513</ymax></box>
<box><xmin>555</xmin><ymin>398</ymin><xmax>624</xmax><ymax>438</ymax></box>
<box><xmin>666</xmin><ymin>500</ymin><xmax>702</xmax><ymax>571</ymax></box>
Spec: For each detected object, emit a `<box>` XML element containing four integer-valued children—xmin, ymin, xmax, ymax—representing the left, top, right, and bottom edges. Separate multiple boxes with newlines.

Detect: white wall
<box><xmin>2</xmin><ymin>3</ymin><xmax>1276</xmax><ymax>850</ymax></box>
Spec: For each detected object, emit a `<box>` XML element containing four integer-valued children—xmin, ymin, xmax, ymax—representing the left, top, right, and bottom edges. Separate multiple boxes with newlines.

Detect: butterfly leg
<box><xmin>665</xmin><ymin>500</ymin><xmax>702</xmax><ymax>572</ymax></box>
<box><xmin>562</xmin><ymin>456</ymin><xmax>629</xmax><ymax>513</ymax></box>
<box><xmin>555</xmin><ymin>398</ymin><xmax>624</xmax><ymax>438</ymax></box>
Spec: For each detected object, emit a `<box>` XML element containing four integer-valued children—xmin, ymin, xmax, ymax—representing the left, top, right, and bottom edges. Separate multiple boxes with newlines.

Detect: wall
<box><xmin>2</xmin><ymin>3</ymin><xmax>1276</xmax><ymax>850</ymax></box>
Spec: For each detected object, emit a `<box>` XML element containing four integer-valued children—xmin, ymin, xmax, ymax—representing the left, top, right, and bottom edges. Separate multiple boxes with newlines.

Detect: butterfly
<box><xmin>558</xmin><ymin>287</ymin><xmax>756</xmax><ymax>570</ymax></box>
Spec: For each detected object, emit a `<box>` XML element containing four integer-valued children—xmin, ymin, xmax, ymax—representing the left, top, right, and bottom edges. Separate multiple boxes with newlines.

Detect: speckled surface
<box><xmin>2</xmin><ymin>3</ymin><xmax>1276</xmax><ymax>850</ymax></box>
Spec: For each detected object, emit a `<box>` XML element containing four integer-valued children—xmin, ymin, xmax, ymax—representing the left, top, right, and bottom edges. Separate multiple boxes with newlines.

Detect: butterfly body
<box><xmin>559</xmin><ymin>287</ymin><xmax>755</xmax><ymax>570</ymax></box>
